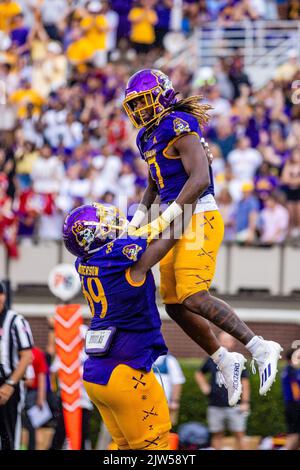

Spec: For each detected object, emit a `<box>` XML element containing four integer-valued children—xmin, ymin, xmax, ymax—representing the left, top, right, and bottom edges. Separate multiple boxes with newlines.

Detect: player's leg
<box><xmin>83</xmin><ymin>380</ymin><xmax>130</xmax><ymax>450</ymax></box>
<box><xmin>176</xmin><ymin>211</ymin><xmax>282</xmax><ymax>396</ymax></box>
<box><xmin>165</xmin><ymin>304</ymin><xmax>220</xmax><ymax>355</ymax></box>
<box><xmin>107</xmin><ymin>365</ymin><xmax>171</xmax><ymax>450</ymax></box>
<box><xmin>176</xmin><ymin>210</ymin><xmax>254</xmax><ymax>343</ymax></box>
<box><xmin>160</xmin><ymin>222</ymin><xmax>246</xmax><ymax>406</ymax></box>
<box><xmin>172</xmin><ymin>211</ymin><xmax>246</xmax><ymax>404</ymax></box>
<box><xmin>160</xmin><ymin>247</ymin><xmax>221</xmax><ymax>355</ymax></box>
<box><xmin>85</xmin><ymin>365</ymin><xmax>171</xmax><ymax>450</ymax></box>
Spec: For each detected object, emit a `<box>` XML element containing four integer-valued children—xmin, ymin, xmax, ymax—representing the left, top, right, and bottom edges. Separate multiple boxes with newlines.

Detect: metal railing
<box><xmin>156</xmin><ymin>21</ymin><xmax>300</xmax><ymax>88</ymax></box>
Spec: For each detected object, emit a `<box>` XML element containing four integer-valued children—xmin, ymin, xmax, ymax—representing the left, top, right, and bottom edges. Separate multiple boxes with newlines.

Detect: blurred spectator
<box><xmin>32</xmin><ymin>41</ymin><xmax>67</xmax><ymax>98</ymax></box>
<box><xmin>0</xmin><ymin>146</ymin><xmax>15</xmax><ymax>198</ymax></box>
<box><xmin>10</xmin><ymin>13</ymin><xmax>30</xmax><ymax>52</ymax></box>
<box><xmin>254</xmin><ymin>162</ymin><xmax>279</xmax><ymax>208</ymax></box>
<box><xmin>208</xmin><ymin>116</ymin><xmax>237</xmax><ymax>161</ymax></box>
<box><xmin>228</xmin><ymin>136</ymin><xmax>262</xmax><ymax>183</ymax></box>
<box><xmin>205</xmin><ymin>85</ymin><xmax>231</xmax><ymax>119</ymax></box>
<box><xmin>40</xmin><ymin>0</ymin><xmax>69</xmax><ymax>41</ymax></box>
<box><xmin>155</xmin><ymin>0</ymin><xmax>172</xmax><ymax>49</ymax></box>
<box><xmin>281</xmin><ymin>148</ymin><xmax>300</xmax><ymax>239</ymax></box>
<box><xmin>228</xmin><ymin>56</ymin><xmax>251</xmax><ymax>99</ymax></box>
<box><xmin>0</xmin><ymin>172</ymin><xmax>18</xmax><ymax>257</ymax></box>
<box><xmin>23</xmin><ymin>346</ymin><xmax>48</xmax><ymax>450</ymax></box>
<box><xmin>102</xmin><ymin>0</ymin><xmax>119</xmax><ymax>54</ymax></box>
<box><xmin>128</xmin><ymin>0</ymin><xmax>158</xmax><ymax>54</ymax></box>
<box><xmin>281</xmin><ymin>348</ymin><xmax>300</xmax><ymax>450</ymax></box>
<box><xmin>15</xmin><ymin>141</ymin><xmax>39</xmax><ymax>187</ymax></box>
<box><xmin>213</xmin><ymin>58</ymin><xmax>234</xmax><ymax>101</ymax></box>
<box><xmin>9</xmin><ymin>79</ymin><xmax>45</xmax><ymax>119</ymax></box>
<box><xmin>274</xmin><ymin>48</ymin><xmax>300</xmax><ymax>82</ymax></box>
<box><xmin>153</xmin><ymin>353</ymin><xmax>186</xmax><ymax>426</ymax></box>
<box><xmin>235</xmin><ymin>181</ymin><xmax>259</xmax><ymax>243</ymax></box>
<box><xmin>258</xmin><ymin>192</ymin><xmax>289</xmax><ymax>244</ymax></box>
<box><xmin>245</xmin><ymin>103</ymin><xmax>270</xmax><ymax>149</ymax></box>
<box><xmin>287</xmin><ymin>0</ymin><xmax>300</xmax><ymax>20</ymax></box>
<box><xmin>0</xmin><ymin>0</ymin><xmax>299</xmax><ymax>251</ymax></box>
<box><xmin>80</xmin><ymin>1</ymin><xmax>110</xmax><ymax>57</ymax></box>
<box><xmin>215</xmin><ymin>163</ymin><xmax>243</xmax><ymax>203</ymax></box>
<box><xmin>0</xmin><ymin>0</ymin><xmax>22</xmax><ymax>33</ymax></box>
<box><xmin>16</xmin><ymin>185</ymin><xmax>54</xmax><ymax>237</ymax></box>
<box><xmin>90</xmin><ymin>144</ymin><xmax>122</xmax><ymax>199</ymax></box>
<box><xmin>31</xmin><ymin>144</ymin><xmax>64</xmax><ymax>194</ymax></box>
<box><xmin>217</xmin><ymin>188</ymin><xmax>236</xmax><ymax>241</ymax></box>
<box><xmin>195</xmin><ymin>332</ymin><xmax>250</xmax><ymax>450</ymax></box>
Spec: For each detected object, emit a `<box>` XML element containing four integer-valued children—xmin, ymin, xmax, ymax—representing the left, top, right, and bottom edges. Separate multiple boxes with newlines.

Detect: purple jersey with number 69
<box><xmin>75</xmin><ymin>234</ymin><xmax>167</xmax><ymax>386</ymax></box>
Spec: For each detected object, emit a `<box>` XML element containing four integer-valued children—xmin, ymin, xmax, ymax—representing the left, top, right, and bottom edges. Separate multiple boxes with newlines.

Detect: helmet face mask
<box><xmin>123</xmin><ymin>69</ymin><xmax>176</xmax><ymax>129</ymax></box>
<box><xmin>63</xmin><ymin>203</ymin><xmax>127</xmax><ymax>258</ymax></box>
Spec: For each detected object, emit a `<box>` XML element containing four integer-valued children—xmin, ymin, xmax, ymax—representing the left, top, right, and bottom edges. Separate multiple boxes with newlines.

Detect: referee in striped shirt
<box><xmin>0</xmin><ymin>281</ymin><xmax>33</xmax><ymax>449</ymax></box>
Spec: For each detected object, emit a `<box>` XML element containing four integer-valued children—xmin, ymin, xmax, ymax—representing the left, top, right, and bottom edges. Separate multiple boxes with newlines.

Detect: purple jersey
<box><xmin>75</xmin><ymin>234</ymin><xmax>167</xmax><ymax>385</ymax></box>
<box><xmin>136</xmin><ymin>111</ymin><xmax>215</xmax><ymax>203</ymax></box>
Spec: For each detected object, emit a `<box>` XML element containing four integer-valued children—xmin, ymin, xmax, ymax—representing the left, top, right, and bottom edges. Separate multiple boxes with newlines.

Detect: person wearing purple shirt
<box><xmin>10</xmin><ymin>13</ymin><xmax>29</xmax><ymax>49</ymax></box>
<box><xmin>254</xmin><ymin>162</ymin><xmax>279</xmax><ymax>208</ymax></box>
<box><xmin>111</xmin><ymin>0</ymin><xmax>133</xmax><ymax>41</ymax></box>
<box><xmin>155</xmin><ymin>0</ymin><xmax>172</xmax><ymax>48</ymax></box>
<box><xmin>246</xmin><ymin>104</ymin><xmax>270</xmax><ymax>148</ymax></box>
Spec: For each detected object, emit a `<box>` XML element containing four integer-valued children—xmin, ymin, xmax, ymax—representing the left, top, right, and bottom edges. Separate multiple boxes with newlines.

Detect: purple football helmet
<box><xmin>123</xmin><ymin>69</ymin><xmax>177</xmax><ymax>128</ymax></box>
<box><xmin>63</xmin><ymin>203</ymin><xmax>127</xmax><ymax>258</ymax></box>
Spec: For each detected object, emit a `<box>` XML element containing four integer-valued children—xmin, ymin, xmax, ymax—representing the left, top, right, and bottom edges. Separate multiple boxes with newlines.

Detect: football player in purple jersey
<box><xmin>123</xmin><ymin>69</ymin><xmax>282</xmax><ymax>404</ymax></box>
<box><xmin>63</xmin><ymin>201</ymin><xmax>194</xmax><ymax>449</ymax></box>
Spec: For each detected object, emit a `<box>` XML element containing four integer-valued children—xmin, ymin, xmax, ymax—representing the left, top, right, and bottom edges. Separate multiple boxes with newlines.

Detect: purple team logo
<box><xmin>122</xmin><ymin>244</ymin><xmax>143</xmax><ymax>262</ymax></box>
<box><xmin>71</xmin><ymin>221</ymin><xmax>95</xmax><ymax>248</ymax></box>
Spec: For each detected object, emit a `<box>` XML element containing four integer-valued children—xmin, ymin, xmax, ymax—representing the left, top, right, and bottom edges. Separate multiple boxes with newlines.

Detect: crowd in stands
<box><xmin>0</xmin><ymin>0</ymin><xmax>300</xmax><ymax>257</ymax></box>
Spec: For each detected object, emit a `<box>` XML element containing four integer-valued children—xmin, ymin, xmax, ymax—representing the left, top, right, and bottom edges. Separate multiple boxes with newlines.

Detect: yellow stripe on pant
<box><xmin>83</xmin><ymin>364</ymin><xmax>171</xmax><ymax>450</ymax></box>
<box><xmin>160</xmin><ymin>210</ymin><xmax>225</xmax><ymax>304</ymax></box>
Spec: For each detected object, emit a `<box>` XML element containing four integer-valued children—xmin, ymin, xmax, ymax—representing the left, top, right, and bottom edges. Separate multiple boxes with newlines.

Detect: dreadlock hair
<box><xmin>145</xmin><ymin>95</ymin><xmax>213</xmax><ymax>134</ymax></box>
<box><xmin>169</xmin><ymin>95</ymin><xmax>213</xmax><ymax>130</ymax></box>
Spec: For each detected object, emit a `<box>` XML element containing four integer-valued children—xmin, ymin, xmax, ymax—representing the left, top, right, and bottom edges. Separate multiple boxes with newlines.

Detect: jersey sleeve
<box><xmin>92</xmin><ymin>236</ymin><xmax>148</xmax><ymax>272</ymax></box>
<box><xmin>162</xmin><ymin>111</ymin><xmax>202</xmax><ymax>147</ymax></box>
<box><xmin>13</xmin><ymin>315</ymin><xmax>34</xmax><ymax>351</ymax></box>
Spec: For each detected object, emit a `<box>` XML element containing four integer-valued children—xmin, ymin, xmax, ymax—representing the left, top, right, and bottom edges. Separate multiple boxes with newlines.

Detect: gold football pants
<box><xmin>83</xmin><ymin>364</ymin><xmax>171</xmax><ymax>450</ymax></box>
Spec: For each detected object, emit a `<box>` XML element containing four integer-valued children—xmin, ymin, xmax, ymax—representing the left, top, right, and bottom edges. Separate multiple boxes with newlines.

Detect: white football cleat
<box><xmin>251</xmin><ymin>340</ymin><xmax>283</xmax><ymax>396</ymax></box>
<box><xmin>217</xmin><ymin>352</ymin><xmax>247</xmax><ymax>407</ymax></box>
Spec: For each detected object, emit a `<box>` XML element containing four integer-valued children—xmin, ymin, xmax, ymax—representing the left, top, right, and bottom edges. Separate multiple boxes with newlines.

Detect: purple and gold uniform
<box><xmin>75</xmin><ymin>234</ymin><xmax>171</xmax><ymax>450</ymax></box>
<box><xmin>137</xmin><ymin>110</ymin><xmax>215</xmax><ymax>203</ymax></box>
<box><xmin>137</xmin><ymin>110</ymin><xmax>224</xmax><ymax>304</ymax></box>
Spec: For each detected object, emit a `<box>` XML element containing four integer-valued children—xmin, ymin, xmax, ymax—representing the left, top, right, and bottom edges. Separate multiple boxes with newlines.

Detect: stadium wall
<box><xmin>22</xmin><ymin>309</ymin><xmax>299</xmax><ymax>358</ymax></box>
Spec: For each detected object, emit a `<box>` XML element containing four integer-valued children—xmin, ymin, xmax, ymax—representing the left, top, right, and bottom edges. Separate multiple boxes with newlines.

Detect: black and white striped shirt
<box><xmin>0</xmin><ymin>309</ymin><xmax>34</xmax><ymax>379</ymax></box>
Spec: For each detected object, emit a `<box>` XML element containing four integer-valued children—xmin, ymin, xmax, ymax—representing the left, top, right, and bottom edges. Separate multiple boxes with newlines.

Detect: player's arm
<box><xmin>130</xmin><ymin>201</ymin><xmax>194</xmax><ymax>280</ymax></box>
<box><xmin>174</xmin><ymin>133</ymin><xmax>210</xmax><ymax>206</ymax></box>
<box><xmin>131</xmin><ymin>134</ymin><xmax>210</xmax><ymax>239</ymax></box>
<box><xmin>130</xmin><ymin>222</ymin><xmax>180</xmax><ymax>281</ymax></box>
<box><xmin>128</xmin><ymin>171</ymin><xmax>158</xmax><ymax>233</ymax></box>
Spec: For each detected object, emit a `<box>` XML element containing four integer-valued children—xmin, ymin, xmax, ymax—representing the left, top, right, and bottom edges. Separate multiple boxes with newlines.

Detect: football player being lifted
<box><xmin>123</xmin><ymin>69</ymin><xmax>282</xmax><ymax>405</ymax></box>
